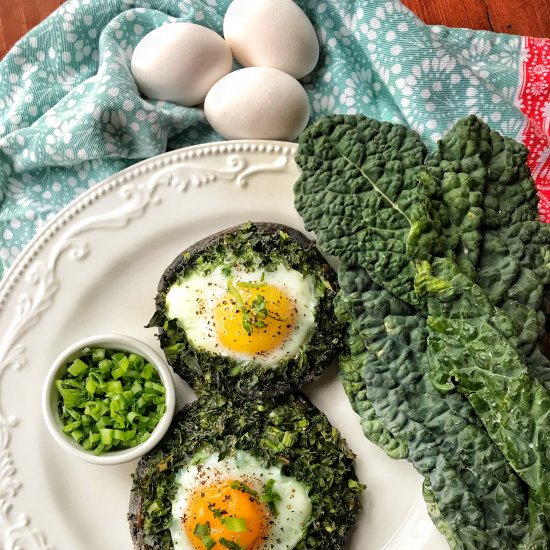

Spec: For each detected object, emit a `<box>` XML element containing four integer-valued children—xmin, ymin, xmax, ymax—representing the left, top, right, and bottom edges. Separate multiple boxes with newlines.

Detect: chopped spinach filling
<box><xmin>128</xmin><ymin>393</ymin><xmax>364</xmax><ymax>550</ymax></box>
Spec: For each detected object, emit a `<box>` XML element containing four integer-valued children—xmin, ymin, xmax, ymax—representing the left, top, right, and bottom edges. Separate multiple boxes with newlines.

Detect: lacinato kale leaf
<box><xmin>294</xmin><ymin>115</ymin><xmax>427</xmax><ymax>307</ymax></box>
<box><xmin>337</xmin><ymin>266</ymin><xmax>529</xmax><ymax>549</ymax></box>
<box><xmin>294</xmin><ymin>113</ymin><xmax>550</xmax><ymax>548</ymax></box>
<box><xmin>424</xmin><ymin>115</ymin><xmax>539</xmax><ymax>228</ymax></box>
<box><xmin>339</xmin><ymin>351</ymin><xmax>408</xmax><ymax>460</ymax></box>
<box><xmin>425</xmin><ymin>116</ymin><xmax>550</xmax><ymax>388</ymax></box>
<box><xmin>415</xmin><ymin>259</ymin><xmax>550</xmax><ymax>526</ymax></box>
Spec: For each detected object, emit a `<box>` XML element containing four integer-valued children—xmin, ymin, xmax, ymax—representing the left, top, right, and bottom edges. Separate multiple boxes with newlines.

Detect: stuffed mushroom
<box><xmin>148</xmin><ymin>222</ymin><xmax>343</xmax><ymax>397</ymax></box>
<box><xmin>128</xmin><ymin>393</ymin><xmax>364</xmax><ymax>550</ymax></box>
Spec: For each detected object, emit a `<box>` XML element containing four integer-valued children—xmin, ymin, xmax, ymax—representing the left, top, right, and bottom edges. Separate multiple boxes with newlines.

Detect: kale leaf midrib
<box><xmin>327</xmin><ymin>135</ymin><xmax>413</xmax><ymax>226</ymax></box>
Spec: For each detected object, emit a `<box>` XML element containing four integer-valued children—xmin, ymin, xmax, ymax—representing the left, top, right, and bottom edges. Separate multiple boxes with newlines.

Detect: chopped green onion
<box><xmin>55</xmin><ymin>346</ymin><xmax>166</xmax><ymax>455</ymax></box>
<box><xmin>193</xmin><ymin>522</ymin><xmax>216</xmax><ymax>550</ymax></box>
<box><xmin>66</xmin><ymin>408</ymin><xmax>80</xmax><ymax>421</ymax></box>
<box><xmin>100</xmin><ymin>428</ymin><xmax>113</xmax><ymax>445</ymax></box>
<box><xmin>71</xmin><ymin>429</ymin><xmax>84</xmax><ymax>443</ymax></box>
<box><xmin>236</xmin><ymin>280</ymin><xmax>267</xmax><ymax>289</ymax></box>
<box><xmin>260</xmin><ymin>479</ymin><xmax>281</xmax><ymax>517</ymax></box>
<box><xmin>141</xmin><ymin>363</ymin><xmax>155</xmax><ymax>380</ymax></box>
<box><xmin>93</xmin><ymin>443</ymin><xmax>105</xmax><ymax>455</ymax></box>
<box><xmin>67</xmin><ymin>358</ymin><xmax>88</xmax><ymax>377</ymax></box>
<box><xmin>221</xmin><ymin>517</ymin><xmax>247</xmax><ymax>532</ymax></box>
<box><xmin>85</xmin><ymin>377</ymin><xmax>96</xmax><ymax>396</ymax></box>
<box><xmin>163</xmin><ymin>343</ymin><xmax>184</xmax><ymax>356</ymax></box>
<box><xmin>106</xmin><ymin>380</ymin><xmax>123</xmax><ymax>394</ymax></box>
<box><xmin>56</xmin><ymin>386</ymin><xmax>85</xmax><ymax>408</ymax></box>
<box><xmin>282</xmin><ymin>431</ymin><xmax>295</xmax><ymax>447</ymax></box>
<box><xmin>62</xmin><ymin>419</ymin><xmax>81</xmax><ymax>433</ymax></box>
<box><xmin>92</xmin><ymin>348</ymin><xmax>105</xmax><ymax>362</ymax></box>
<box><xmin>227</xmin><ymin>277</ymin><xmax>245</xmax><ymax>308</ymax></box>
<box><xmin>242</xmin><ymin>309</ymin><xmax>253</xmax><ymax>336</ymax></box>
<box><xmin>98</xmin><ymin>359</ymin><xmax>112</xmax><ymax>375</ymax></box>
<box><xmin>147</xmin><ymin>501</ymin><xmax>160</xmax><ymax>513</ymax></box>
<box><xmin>219</xmin><ymin>538</ymin><xmax>245</xmax><ymax>550</ymax></box>
<box><xmin>144</xmin><ymin>381</ymin><xmax>165</xmax><ymax>394</ymax></box>
<box><xmin>230</xmin><ymin>480</ymin><xmax>258</xmax><ymax>497</ymax></box>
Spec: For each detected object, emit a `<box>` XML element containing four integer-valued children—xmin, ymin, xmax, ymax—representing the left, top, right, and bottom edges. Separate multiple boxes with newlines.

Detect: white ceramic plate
<box><xmin>0</xmin><ymin>141</ymin><xmax>449</xmax><ymax>550</ymax></box>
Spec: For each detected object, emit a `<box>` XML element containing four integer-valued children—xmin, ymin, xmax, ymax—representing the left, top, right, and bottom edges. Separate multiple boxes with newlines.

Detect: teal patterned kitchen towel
<box><xmin>1</xmin><ymin>0</ymin><xmax>550</xmax><ymax>277</ymax></box>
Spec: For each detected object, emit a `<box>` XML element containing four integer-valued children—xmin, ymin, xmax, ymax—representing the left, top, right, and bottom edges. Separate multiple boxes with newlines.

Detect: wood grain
<box><xmin>401</xmin><ymin>0</ymin><xmax>492</xmax><ymax>33</ymax></box>
<box><xmin>0</xmin><ymin>0</ymin><xmax>549</xmax><ymax>59</ymax></box>
<box><xmin>0</xmin><ymin>0</ymin><xmax>64</xmax><ymax>58</ymax></box>
<box><xmin>401</xmin><ymin>0</ymin><xmax>550</xmax><ymax>37</ymax></box>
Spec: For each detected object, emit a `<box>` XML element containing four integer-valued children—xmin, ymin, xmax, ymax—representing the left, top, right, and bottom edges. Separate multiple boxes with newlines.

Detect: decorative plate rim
<box><xmin>0</xmin><ymin>139</ymin><xmax>299</xmax><ymax>550</ymax></box>
<box><xmin>0</xmin><ymin>140</ymin><xmax>297</xmax><ymax>311</ymax></box>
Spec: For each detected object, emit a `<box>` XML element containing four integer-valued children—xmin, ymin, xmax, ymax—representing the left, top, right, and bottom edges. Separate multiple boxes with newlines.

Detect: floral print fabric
<box><xmin>0</xmin><ymin>0</ymin><xmax>549</xmax><ymax>277</ymax></box>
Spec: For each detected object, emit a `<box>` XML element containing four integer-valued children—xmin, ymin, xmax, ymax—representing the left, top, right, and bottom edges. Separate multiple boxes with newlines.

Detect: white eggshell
<box><xmin>223</xmin><ymin>0</ymin><xmax>319</xmax><ymax>79</ymax></box>
<box><xmin>131</xmin><ymin>22</ymin><xmax>233</xmax><ymax>107</ymax></box>
<box><xmin>204</xmin><ymin>67</ymin><xmax>310</xmax><ymax>141</ymax></box>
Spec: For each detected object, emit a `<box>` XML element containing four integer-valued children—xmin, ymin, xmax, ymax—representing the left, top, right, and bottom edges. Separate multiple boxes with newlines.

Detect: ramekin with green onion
<box><xmin>42</xmin><ymin>334</ymin><xmax>176</xmax><ymax>465</ymax></box>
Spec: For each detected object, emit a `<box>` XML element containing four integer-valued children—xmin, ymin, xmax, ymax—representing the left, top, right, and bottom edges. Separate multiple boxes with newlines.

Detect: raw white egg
<box><xmin>165</xmin><ymin>265</ymin><xmax>317</xmax><ymax>365</ymax></box>
<box><xmin>169</xmin><ymin>451</ymin><xmax>312</xmax><ymax>550</ymax></box>
<box><xmin>204</xmin><ymin>67</ymin><xmax>311</xmax><ymax>140</ymax></box>
<box><xmin>131</xmin><ymin>22</ymin><xmax>233</xmax><ymax>107</ymax></box>
<box><xmin>223</xmin><ymin>0</ymin><xmax>319</xmax><ymax>79</ymax></box>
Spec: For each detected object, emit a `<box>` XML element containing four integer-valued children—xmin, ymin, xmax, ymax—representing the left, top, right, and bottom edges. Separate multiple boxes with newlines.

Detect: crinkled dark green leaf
<box><xmin>295</xmin><ymin>113</ymin><xmax>550</xmax><ymax>548</ymax></box>
<box><xmin>294</xmin><ymin>114</ymin><xmax>426</xmax><ymax>307</ymax></box>
<box><xmin>337</xmin><ymin>266</ymin><xmax>529</xmax><ymax>549</ymax></box>
<box><xmin>339</xmin><ymin>342</ymin><xmax>408</xmax><ymax>460</ymax></box>
<box><xmin>415</xmin><ymin>259</ymin><xmax>550</xmax><ymax>526</ymax></box>
<box><xmin>425</xmin><ymin>116</ymin><xmax>550</xmax><ymax>388</ymax></box>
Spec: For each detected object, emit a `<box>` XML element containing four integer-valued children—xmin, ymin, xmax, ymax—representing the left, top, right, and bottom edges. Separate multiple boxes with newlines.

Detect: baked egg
<box><xmin>128</xmin><ymin>394</ymin><xmax>364</xmax><ymax>550</ymax></box>
<box><xmin>169</xmin><ymin>451</ymin><xmax>312</xmax><ymax>550</ymax></box>
<box><xmin>150</xmin><ymin>222</ymin><xmax>344</xmax><ymax>397</ymax></box>
<box><xmin>165</xmin><ymin>265</ymin><xmax>317</xmax><ymax>365</ymax></box>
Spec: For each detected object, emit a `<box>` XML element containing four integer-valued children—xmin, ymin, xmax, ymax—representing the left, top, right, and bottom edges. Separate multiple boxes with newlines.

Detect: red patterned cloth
<box><xmin>519</xmin><ymin>37</ymin><xmax>550</xmax><ymax>221</ymax></box>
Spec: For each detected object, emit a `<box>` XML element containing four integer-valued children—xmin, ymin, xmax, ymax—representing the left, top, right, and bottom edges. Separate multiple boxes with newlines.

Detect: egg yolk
<box><xmin>184</xmin><ymin>481</ymin><xmax>268</xmax><ymax>550</ymax></box>
<box><xmin>214</xmin><ymin>283</ymin><xmax>296</xmax><ymax>355</ymax></box>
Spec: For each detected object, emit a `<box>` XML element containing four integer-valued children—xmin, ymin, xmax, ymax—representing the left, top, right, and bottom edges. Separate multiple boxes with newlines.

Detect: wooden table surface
<box><xmin>0</xmin><ymin>0</ymin><xmax>549</xmax><ymax>59</ymax></box>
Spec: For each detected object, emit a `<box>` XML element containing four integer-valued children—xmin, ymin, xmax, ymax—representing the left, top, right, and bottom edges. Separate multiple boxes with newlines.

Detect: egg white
<box><xmin>165</xmin><ymin>265</ymin><xmax>317</xmax><ymax>364</ymax></box>
<box><xmin>169</xmin><ymin>451</ymin><xmax>312</xmax><ymax>550</ymax></box>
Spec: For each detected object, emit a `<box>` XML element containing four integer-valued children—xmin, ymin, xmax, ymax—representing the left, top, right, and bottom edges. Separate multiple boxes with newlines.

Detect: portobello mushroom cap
<box><xmin>128</xmin><ymin>393</ymin><xmax>364</xmax><ymax>550</ymax></box>
<box><xmin>148</xmin><ymin>222</ymin><xmax>344</xmax><ymax>398</ymax></box>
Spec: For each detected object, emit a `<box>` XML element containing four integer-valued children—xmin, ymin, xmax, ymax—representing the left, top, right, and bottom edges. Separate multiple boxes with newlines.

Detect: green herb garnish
<box><xmin>251</xmin><ymin>294</ymin><xmax>268</xmax><ymax>317</ymax></box>
<box><xmin>221</xmin><ymin>517</ymin><xmax>247</xmax><ymax>532</ymax></box>
<box><xmin>55</xmin><ymin>347</ymin><xmax>165</xmax><ymax>455</ymax></box>
<box><xmin>230</xmin><ymin>480</ymin><xmax>258</xmax><ymax>497</ymax></box>
<box><xmin>252</xmin><ymin>294</ymin><xmax>287</xmax><ymax>323</ymax></box>
<box><xmin>219</xmin><ymin>538</ymin><xmax>245</xmax><ymax>550</ymax></box>
<box><xmin>226</xmin><ymin>282</ymin><xmax>289</xmax><ymax>336</ymax></box>
<box><xmin>241</xmin><ymin>309</ymin><xmax>253</xmax><ymax>336</ymax></box>
<box><xmin>227</xmin><ymin>277</ymin><xmax>245</xmax><ymax>308</ymax></box>
<box><xmin>227</xmin><ymin>278</ymin><xmax>288</xmax><ymax>335</ymax></box>
<box><xmin>261</xmin><ymin>479</ymin><xmax>281</xmax><ymax>517</ymax></box>
<box><xmin>194</xmin><ymin>522</ymin><xmax>216</xmax><ymax>550</ymax></box>
<box><xmin>236</xmin><ymin>281</ymin><xmax>267</xmax><ymax>289</ymax></box>
<box><xmin>208</xmin><ymin>504</ymin><xmax>247</xmax><ymax>532</ymax></box>
<box><xmin>208</xmin><ymin>504</ymin><xmax>227</xmax><ymax>520</ymax></box>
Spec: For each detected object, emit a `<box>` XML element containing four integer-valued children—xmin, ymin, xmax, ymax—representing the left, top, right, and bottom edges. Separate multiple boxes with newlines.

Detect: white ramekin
<box><xmin>42</xmin><ymin>334</ymin><xmax>176</xmax><ymax>466</ymax></box>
